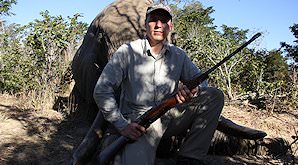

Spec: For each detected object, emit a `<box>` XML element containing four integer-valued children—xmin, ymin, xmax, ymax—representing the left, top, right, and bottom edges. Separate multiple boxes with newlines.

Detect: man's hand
<box><xmin>120</xmin><ymin>123</ymin><xmax>146</xmax><ymax>140</ymax></box>
<box><xmin>175</xmin><ymin>83</ymin><xmax>198</xmax><ymax>104</ymax></box>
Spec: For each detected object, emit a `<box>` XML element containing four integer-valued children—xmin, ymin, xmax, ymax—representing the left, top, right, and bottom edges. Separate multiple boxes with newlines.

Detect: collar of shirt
<box><xmin>144</xmin><ymin>38</ymin><xmax>170</xmax><ymax>58</ymax></box>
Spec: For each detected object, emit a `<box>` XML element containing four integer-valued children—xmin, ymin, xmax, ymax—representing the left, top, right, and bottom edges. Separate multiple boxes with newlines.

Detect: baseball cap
<box><xmin>146</xmin><ymin>3</ymin><xmax>173</xmax><ymax>19</ymax></box>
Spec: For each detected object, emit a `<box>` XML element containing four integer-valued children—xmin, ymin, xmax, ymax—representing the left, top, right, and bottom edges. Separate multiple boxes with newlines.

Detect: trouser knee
<box><xmin>192</xmin><ymin>86</ymin><xmax>224</xmax><ymax>103</ymax></box>
<box><xmin>203</xmin><ymin>87</ymin><xmax>224</xmax><ymax>103</ymax></box>
<box><xmin>190</xmin><ymin>87</ymin><xmax>224</xmax><ymax>115</ymax></box>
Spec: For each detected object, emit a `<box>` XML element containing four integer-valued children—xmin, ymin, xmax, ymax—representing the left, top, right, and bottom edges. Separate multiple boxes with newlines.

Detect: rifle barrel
<box><xmin>95</xmin><ymin>32</ymin><xmax>262</xmax><ymax>165</ymax></box>
<box><xmin>186</xmin><ymin>33</ymin><xmax>261</xmax><ymax>89</ymax></box>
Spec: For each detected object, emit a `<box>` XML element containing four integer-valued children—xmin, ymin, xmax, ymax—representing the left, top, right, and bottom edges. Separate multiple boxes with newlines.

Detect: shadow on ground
<box><xmin>0</xmin><ymin>103</ymin><xmax>296</xmax><ymax>165</ymax></box>
<box><xmin>0</xmin><ymin>103</ymin><xmax>89</xmax><ymax>165</ymax></box>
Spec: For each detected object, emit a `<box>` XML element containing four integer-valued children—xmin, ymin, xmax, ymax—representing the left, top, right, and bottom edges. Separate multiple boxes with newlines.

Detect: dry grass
<box><xmin>222</xmin><ymin>105</ymin><xmax>298</xmax><ymax>157</ymax></box>
<box><xmin>0</xmin><ymin>94</ymin><xmax>297</xmax><ymax>164</ymax></box>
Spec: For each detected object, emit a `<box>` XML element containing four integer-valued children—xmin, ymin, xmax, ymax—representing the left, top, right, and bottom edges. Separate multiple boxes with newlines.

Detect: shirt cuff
<box><xmin>112</xmin><ymin>115</ymin><xmax>129</xmax><ymax>131</ymax></box>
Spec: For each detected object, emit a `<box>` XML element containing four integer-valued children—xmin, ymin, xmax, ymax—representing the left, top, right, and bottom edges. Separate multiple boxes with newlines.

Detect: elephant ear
<box><xmin>71</xmin><ymin>0</ymin><xmax>153</xmax><ymax>106</ymax></box>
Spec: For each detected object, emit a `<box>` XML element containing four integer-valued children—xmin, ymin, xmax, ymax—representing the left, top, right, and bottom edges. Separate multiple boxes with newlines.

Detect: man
<box><xmin>94</xmin><ymin>3</ymin><xmax>224</xmax><ymax>165</ymax></box>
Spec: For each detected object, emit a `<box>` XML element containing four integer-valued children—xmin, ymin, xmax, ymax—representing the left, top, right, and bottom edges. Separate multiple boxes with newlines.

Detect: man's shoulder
<box><xmin>167</xmin><ymin>43</ymin><xmax>187</xmax><ymax>56</ymax></box>
<box><xmin>168</xmin><ymin>44</ymin><xmax>183</xmax><ymax>51</ymax></box>
<box><xmin>129</xmin><ymin>38</ymin><xmax>145</xmax><ymax>46</ymax></box>
<box><xmin>127</xmin><ymin>39</ymin><xmax>146</xmax><ymax>53</ymax></box>
<box><xmin>116</xmin><ymin>39</ymin><xmax>142</xmax><ymax>52</ymax></box>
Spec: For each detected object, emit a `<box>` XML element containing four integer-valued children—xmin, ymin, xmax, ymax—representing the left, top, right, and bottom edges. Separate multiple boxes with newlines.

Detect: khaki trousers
<box><xmin>101</xmin><ymin>87</ymin><xmax>224</xmax><ymax>165</ymax></box>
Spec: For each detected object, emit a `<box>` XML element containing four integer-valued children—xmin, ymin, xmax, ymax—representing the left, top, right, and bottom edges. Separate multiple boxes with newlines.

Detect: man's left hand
<box><xmin>175</xmin><ymin>84</ymin><xmax>198</xmax><ymax>103</ymax></box>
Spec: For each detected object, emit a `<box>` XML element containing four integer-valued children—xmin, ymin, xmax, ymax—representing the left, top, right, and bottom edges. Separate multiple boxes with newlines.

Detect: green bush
<box><xmin>0</xmin><ymin>11</ymin><xmax>87</xmax><ymax>108</ymax></box>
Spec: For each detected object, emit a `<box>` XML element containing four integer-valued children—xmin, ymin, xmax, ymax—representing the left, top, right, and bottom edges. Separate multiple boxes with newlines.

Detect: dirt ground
<box><xmin>0</xmin><ymin>94</ymin><xmax>297</xmax><ymax>165</ymax></box>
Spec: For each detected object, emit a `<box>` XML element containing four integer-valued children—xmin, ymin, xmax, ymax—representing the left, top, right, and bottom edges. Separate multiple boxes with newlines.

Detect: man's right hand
<box><xmin>120</xmin><ymin>123</ymin><xmax>146</xmax><ymax>140</ymax></box>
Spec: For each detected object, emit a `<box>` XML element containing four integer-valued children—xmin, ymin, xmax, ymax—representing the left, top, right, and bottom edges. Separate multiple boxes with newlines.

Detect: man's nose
<box><xmin>155</xmin><ymin>20</ymin><xmax>163</xmax><ymax>27</ymax></box>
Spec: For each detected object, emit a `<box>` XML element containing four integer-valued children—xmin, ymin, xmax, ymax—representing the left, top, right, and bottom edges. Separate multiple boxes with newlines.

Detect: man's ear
<box><xmin>144</xmin><ymin>20</ymin><xmax>149</xmax><ymax>30</ymax></box>
<box><xmin>169</xmin><ymin>21</ymin><xmax>173</xmax><ymax>31</ymax></box>
<box><xmin>144</xmin><ymin>21</ymin><xmax>149</xmax><ymax>31</ymax></box>
<box><xmin>144</xmin><ymin>16</ymin><xmax>149</xmax><ymax>27</ymax></box>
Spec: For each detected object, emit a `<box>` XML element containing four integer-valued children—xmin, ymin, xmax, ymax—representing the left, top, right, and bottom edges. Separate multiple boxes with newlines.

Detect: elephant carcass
<box><xmin>70</xmin><ymin>0</ymin><xmax>153</xmax><ymax>164</ymax></box>
<box><xmin>70</xmin><ymin>0</ymin><xmax>268</xmax><ymax>164</ymax></box>
<box><xmin>71</xmin><ymin>0</ymin><xmax>152</xmax><ymax>122</ymax></box>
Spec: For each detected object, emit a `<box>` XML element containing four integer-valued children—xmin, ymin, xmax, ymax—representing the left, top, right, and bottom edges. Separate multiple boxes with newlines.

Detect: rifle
<box><xmin>93</xmin><ymin>33</ymin><xmax>262</xmax><ymax>165</ymax></box>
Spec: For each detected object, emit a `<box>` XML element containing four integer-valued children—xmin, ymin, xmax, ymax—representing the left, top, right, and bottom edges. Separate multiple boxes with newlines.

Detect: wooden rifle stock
<box><xmin>94</xmin><ymin>33</ymin><xmax>261</xmax><ymax>165</ymax></box>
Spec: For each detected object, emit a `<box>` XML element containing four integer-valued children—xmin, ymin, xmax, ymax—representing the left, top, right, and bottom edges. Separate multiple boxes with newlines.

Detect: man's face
<box><xmin>145</xmin><ymin>10</ymin><xmax>173</xmax><ymax>44</ymax></box>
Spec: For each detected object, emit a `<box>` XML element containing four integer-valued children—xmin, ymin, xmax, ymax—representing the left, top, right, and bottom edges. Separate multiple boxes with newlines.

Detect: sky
<box><xmin>4</xmin><ymin>0</ymin><xmax>297</xmax><ymax>51</ymax></box>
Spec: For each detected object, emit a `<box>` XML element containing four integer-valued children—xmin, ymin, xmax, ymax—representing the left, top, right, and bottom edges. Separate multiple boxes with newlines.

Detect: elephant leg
<box><xmin>70</xmin><ymin>111</ymin><xmax>107</xmax><ymax>165</ymax></box>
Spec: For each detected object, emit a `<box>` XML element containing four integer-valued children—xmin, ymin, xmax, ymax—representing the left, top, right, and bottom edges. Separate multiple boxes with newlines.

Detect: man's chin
<box><xmin>152</xmin><ymin>36</ymin><xmax>165</xmax><ymax>42</ymax></box>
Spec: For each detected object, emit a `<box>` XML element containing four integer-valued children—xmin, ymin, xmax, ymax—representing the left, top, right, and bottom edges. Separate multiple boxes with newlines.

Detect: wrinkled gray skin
<box><xmin>71</xmin><ymin>0</ymin><xmax>152</xmax><ymax>123</ymax></box>
<box><xmin>70</xmin><ymin>0</ymin><xmax>267</xmax><ymax>164</ymax></box>
<box><xmin>70</xmin><ymin>0</ymin><xmax>153</xmax><ymax>164</ymax></box>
